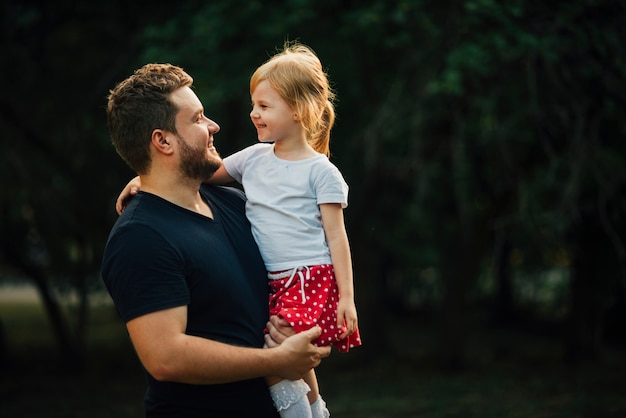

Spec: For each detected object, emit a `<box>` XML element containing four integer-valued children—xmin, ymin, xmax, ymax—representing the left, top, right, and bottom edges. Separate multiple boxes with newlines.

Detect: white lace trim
<box><xmin>269</xmin><ymin>379</ymin><xmax>311</xmax><ymax>411</ymax></box>
<box><xmin>311</xmin><ymin>397</ymin><xmax>330</xmax><ymax>418</ymax></box>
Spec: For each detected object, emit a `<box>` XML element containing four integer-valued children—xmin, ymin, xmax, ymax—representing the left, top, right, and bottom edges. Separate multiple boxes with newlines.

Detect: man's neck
<box><xmin>140</xmin><ymin>175</ymin><xmax>213</xmax><ymax>218</ymax></box>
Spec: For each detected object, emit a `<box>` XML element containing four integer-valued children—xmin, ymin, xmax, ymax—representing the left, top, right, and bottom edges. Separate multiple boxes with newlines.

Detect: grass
<box><xmin>1</xmin><ymin>301</ymin><xmax>624</xmax><ymax>418</ymax></box>
<box><xmin>318</xmin><ymin>355</ymin><xmax>626</xmax><ymax>418</ymax></box>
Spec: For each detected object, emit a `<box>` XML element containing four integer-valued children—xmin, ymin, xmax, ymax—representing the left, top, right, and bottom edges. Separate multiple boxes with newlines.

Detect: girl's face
<box><xmin>250</xmin><ymin>80</ymin><xmax>301</xmax><ymax>143</ymax></box>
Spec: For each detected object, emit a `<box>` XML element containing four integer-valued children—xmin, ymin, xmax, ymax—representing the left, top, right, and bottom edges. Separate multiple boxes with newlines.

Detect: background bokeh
<box><xmin>1</xmin><ymin>1</ymin><xmax>625</xmax><ymax>416</ymax></box>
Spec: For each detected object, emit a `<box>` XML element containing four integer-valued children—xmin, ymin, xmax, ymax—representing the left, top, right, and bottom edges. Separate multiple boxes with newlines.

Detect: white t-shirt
<box><xmin>223</xmin><ymin>143</ymin><xmax>349</xmax><ymax>271</ymax></box>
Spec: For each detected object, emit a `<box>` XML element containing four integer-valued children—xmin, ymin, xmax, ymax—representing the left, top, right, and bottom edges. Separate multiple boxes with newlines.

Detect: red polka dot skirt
<box><xmin>267</xmin><ymin>264</ymin><xmax>362</xmax><ymax>352</ymax></box>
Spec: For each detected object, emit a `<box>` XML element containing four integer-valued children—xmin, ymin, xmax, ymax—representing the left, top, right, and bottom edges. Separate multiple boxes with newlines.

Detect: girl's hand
<box><xmin>337</xmin><ymin>297</ymin><xmax>358</xmax><ymax>340</ymax></box>
<box><xmin>264</xmin><ymin>315</ymin><xmax>296</xmax><ymax>348</ymax></box>
<box><xmin>116</xmin><ymin>176</ymin><xmax>141</xmax><ymax>215</ymax></box>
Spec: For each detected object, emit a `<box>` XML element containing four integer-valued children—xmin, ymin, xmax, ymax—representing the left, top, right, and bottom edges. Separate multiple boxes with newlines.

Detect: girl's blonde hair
<box><xmin>250</xmin><ymin>42</ymin><xmax>335</xmax><ymax>156</ymax></box>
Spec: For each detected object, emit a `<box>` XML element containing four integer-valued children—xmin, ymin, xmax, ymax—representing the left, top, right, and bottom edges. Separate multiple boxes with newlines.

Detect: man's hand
<box><xmin>273</xmin><ymin>326</ymin><xmax>331</xmax><ymax>380</ymax></box>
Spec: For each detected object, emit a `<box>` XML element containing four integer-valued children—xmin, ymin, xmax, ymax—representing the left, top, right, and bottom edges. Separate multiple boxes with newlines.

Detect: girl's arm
<box><xmin>116</xmin><ymin>176</ymin><xmax>141</xmax><ymax>215</ymax></box>
<box><xmin>115</xmin><ymin>166</ymin><xmax>236</xmax><ymax>215</ymax></box>
<box><xmin>205</xmin><ymin>165</ymin><xmax>235</xmax><ymax>185</ymax></box>
<box><xmin>319</xmin><ymin>203</ymin><xmax>358</xmax><ymax>339</ymax></box>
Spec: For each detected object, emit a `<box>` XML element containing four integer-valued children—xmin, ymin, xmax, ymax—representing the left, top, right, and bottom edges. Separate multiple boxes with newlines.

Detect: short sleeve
<box><xmin>101</xmin><ymin>224</ymin><xmax>190</xmax><ymax>322</ymax></box>
<box><xmin>314</xmin><ymin>164</ymin><xmax>349</xmax><ymax>208</ymax></box>
<box><xmin>223</xmin><ymin>143</ymin><xmax>270</xmax><ymax>184</ymax></box>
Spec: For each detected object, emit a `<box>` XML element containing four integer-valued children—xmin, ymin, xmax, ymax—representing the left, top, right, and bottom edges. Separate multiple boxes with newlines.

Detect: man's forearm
<box><xmin>131</xmin><ymin>326</ymin><xmax>327</xmax><ymax>385</ymax></box>
<box><xmin>146</xmin><ymin>334</ymin><xmax>288</xmax><ymax>385</ymax></box>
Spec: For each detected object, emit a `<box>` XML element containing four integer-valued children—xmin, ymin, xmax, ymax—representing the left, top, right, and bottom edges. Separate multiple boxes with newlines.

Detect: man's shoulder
<box><xmin>200</xmin><ymin>184</ymin><xmax>249</xmax><ymax>218</ymax></box>
<box><xmin>201</xmin><ymin>184</ymin><xmax>246</xmax><ymax>201</ymax></box>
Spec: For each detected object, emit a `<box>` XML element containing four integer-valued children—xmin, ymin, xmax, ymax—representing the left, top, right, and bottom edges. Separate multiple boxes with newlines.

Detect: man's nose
<box><xmin>208</xmin><ymin>119</ymin><xmax>220</xmax><ymax>133</ymax></box>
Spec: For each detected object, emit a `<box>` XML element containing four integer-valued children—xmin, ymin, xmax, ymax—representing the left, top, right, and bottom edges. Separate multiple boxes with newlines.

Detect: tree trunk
<box><xmin>491</xmin><ymin>228</ymin><xmax>515</xmax><ymax>325</ymax></box>
<box><xmin>0</xmin><ymin>318</ymin><xmax>8</xmax><ymax>369</ymax></box>
<box><xmin>565</xmin><ymin>212</ymin><xmax>609</xmax><ymax>363</ymax></box>
<box><xmin>31</xmin><ymin>270</ymin><xmax>83</xmax><ymax>372</ymax></box>
<box><xmin>437</xmin><ymin>234</ymin><xmax>486</xmax><ymax>371</ymax></box>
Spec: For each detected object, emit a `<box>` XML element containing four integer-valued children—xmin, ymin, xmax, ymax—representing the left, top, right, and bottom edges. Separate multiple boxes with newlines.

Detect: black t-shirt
<box><xmin>101</xmin><ymin>185</ymin><xmax>279</xmax><ymax>418</ymax></box>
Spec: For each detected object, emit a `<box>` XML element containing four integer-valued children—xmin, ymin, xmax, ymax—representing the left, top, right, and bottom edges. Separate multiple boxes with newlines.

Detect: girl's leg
<box><xmin>304</xmin><ymin>369</ymin><xmax>330</xmax><ymax>418</ymax></box>
<box><xmin>310</xmin><ymin>397</ymin><xmax>330</xmax><ymax>418</ymax></box>
<box><xmin>267</xmin><ymin>375</ymin><xmax>312</xmax><ymax>418</ymax></box>
<box><xmin>303</xmin><ymin>369</ymin><xmax>319</xmax><ymax>404</ymax></box>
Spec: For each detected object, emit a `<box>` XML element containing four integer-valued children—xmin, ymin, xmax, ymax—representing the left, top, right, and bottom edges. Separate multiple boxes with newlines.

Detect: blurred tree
<box><xmin>1</xmin><ymin>0</ymin><xmax>624</xmax><ymax>371</ymax></box>
<box><xmin>0</xmin><ymin>0</ymin><xmax>171</xmax><ymax>369</ymax></box>
<box><xmin>296</xmin><ymin>0</ymin><xmax>626</xmax><ymax>366</ymax></box>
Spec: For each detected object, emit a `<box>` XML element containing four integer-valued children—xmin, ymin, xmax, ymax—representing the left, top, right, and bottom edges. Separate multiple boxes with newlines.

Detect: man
<box><xmin>101</xmin><ymin>63</ymin><xmax>330</xmax><ymax>417</ymax></box>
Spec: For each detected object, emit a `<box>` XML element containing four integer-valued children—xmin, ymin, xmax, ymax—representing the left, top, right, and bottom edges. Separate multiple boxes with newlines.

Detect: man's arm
<box><xmin>126</xmin><ymin>306</ymin><xmax>329</xmax><ymax>384</ymax></box>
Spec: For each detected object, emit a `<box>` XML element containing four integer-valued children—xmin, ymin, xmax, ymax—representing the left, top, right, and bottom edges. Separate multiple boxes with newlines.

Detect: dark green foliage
<box><xmin>0</xmin><ymin>0</ymin><xmax>624</xmax><ymax>369</ymax></box>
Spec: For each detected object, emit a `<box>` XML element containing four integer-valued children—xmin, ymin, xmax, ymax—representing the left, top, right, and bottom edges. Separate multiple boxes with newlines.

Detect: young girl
<box><xmin>117</xmin><ymin>42</ymin><xmax>361</xmax><ymax>418</ymax></box>
<box><xmin>218</xmin><ymin>42</ymin><xmax>362</xmax><ymax>418</ymax></box>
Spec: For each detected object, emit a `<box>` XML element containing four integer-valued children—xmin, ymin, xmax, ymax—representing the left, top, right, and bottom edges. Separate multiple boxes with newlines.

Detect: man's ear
<box><xmin>151</xmin><ymin>130</ymin><xmax>175</xmax><ymax>155</ymax></box>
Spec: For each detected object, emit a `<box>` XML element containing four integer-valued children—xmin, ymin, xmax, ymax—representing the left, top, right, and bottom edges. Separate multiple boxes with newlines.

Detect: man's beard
<box><xmin>177</xmin><ymin>136</ymin><xmax>222</xmax><ymax>181</ymax></box>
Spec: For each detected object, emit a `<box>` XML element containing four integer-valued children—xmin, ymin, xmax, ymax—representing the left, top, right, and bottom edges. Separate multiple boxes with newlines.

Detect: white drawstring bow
<box><xmin>283</xmin><ymin>266</ymin><xmax>309</xmax><ymax>304</ymax></box>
